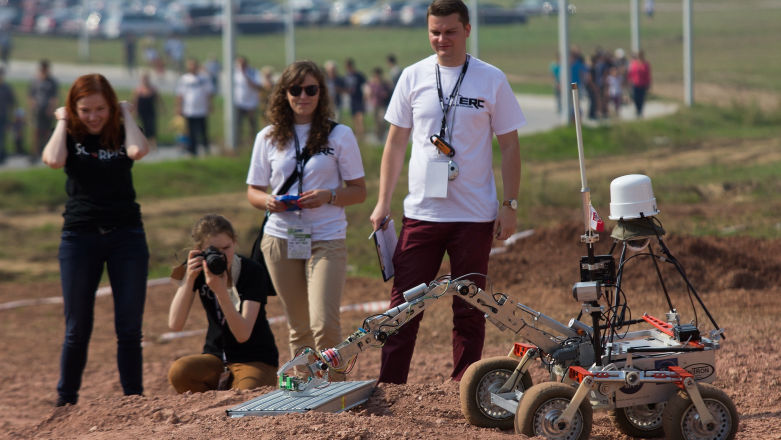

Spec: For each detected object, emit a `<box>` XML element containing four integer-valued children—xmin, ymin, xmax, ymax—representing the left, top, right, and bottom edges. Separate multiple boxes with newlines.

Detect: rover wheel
<box><xmin>662</xmin><ymin>383</ymin><xmax>738</xmax><ymax>440</ymax></box>
<box><xmin>514</xmin><ymin>382</ymin><xmax>592</xmax><ymax>440</ymax></box>
<box><xmin>609</xmin><ymin>402</ymin><xmax>666</xmax><ymax>438</ymax></box>
<box><xmin>459</xmin><ymin>356</ymin><xmax>532</xmax><ymax>429</ymax></box>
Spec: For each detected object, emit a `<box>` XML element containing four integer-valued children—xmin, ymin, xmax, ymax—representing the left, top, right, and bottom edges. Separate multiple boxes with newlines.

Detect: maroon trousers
<box><xmin>378</xmin><ymin>218</ymin><xmax>493</xmax><ymax>384</ymax></box>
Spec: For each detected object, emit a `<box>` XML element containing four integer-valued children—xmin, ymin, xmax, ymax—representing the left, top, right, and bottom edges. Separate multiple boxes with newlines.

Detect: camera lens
<box><xmin>201</xmin><ymin>246</ymin><xmax>227</xmax><ymax>275</ymax></box>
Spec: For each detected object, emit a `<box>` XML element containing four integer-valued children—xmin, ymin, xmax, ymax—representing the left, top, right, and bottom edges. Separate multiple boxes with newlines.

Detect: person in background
<box><xmin>257</xmin><ymin>66</ymin><xmax>275</xmax><ymax>126</ymax></box>
<box><xmin>124</xmin><ymin>33</ymin><xmax>137</xmax><ymax>76</ymax></box>
<box><xmin>0</xmin><ymin>66</ymin><xmax>16</xmax><ymax>164</ymax></box>
<box><xmin>246</xmin><ymin>61</ymin><xmax>366</xmax><ymax>372</ymax></box>
<box><xmin>167</xmin><ymin>214</ymin><xmax>279</xmax><ymax>393</ymax></box>
<box><xmin>0</xmin><ymin>22</ymin><xmax>13</xmax><ymax>67</ymax></box>
<box><xmin>323</xmin><ymin>60</ymin><xmax>345</xmax><ymax>122</ymax></box>
<box><xmin>613</xmin><ymin>48</ymin><xmax>629</xmax><ymax>106</ymax></box>
<box><xmin>233</xmin><ymin>56</ymin><xmax>263</xmax><ymax>147</ymax></box>
<box><xmin>569</xmin><ymin>48</ymin><xmax>588</xmax><ymax>117</ymax></box>
<box><xmin>627</xmin><ymin>50</ymin><xmax>652</xmax><ymax>117</ymax></box>
<box><xmin>644</xmin><ymin>0</ymin><xmax>655</xmax><ymax>18</ymax></box>
<box><xmin>142</xmin><ymin>38</ymin><xmax>165</xmax><ymax>80</ymax></box>
<box><xmin>606</xmin><ymin>65</ymin><xmax>624</xmax><ymax>117</ymax></box>
<box><xmin>204</xmin><ymin>55</ymin><xmax>221</xmax><ymax>92</ymax></box>
<box><xmin>343</xmin><ymin>58</ymin><xmax>366</xmax><ymax>141</ymax></box>
<box><xmin>386</xmin><ymin>53</ymin><xmax>402</xmax><ymax>89</ymax></box>
<box><xmin>367</xmin><ymin>67</ymin><xmax>391</xmax><ymax>142</ymax></box>
<box><xmin>132</xmin><ymin>72</ymin><xmax>163</xmax><ymax>150</ymax></box>
<box><xmin>549</xmin><ymin>52</ymin><xmax>561</xmax><ymax>114</ymax></box>
<box><xmin>370</xmin><ymin>0</ymin><xmax>524</xmax><ymax>384</ymax></box>
<box><xmin>176</xmin><ymin>59</ymin><xmax>214</xmax><ymax>156</ymax></box>
<box><xmin>29</xmin><ymin>59</ymin><xmax>59</xmax><ymax>163</ymax></box>
<box><xmin>12</xmin><ymin>107</ymin><xmax>25</xmax><ymax>156</ymax></box>
<box><xmin>164</xmin><ymin>37</ymin><xmax>186</xmax><ymax>74</ymax></box>
<box><xmin>41</xmin><ymin>73</ymin><xmax>150</xmax><ymax>406</ymax></box>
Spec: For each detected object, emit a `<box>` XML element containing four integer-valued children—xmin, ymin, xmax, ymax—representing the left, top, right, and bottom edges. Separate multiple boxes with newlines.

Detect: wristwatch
<box><xmin>328</xmin><ymin>189</ymin><xmax>337</xmax><ymax>204</ymax></box>
<box><xmin>502</xmin><ymin>199</ymin><xmax>518</xmax><ymax>210</ymax></box>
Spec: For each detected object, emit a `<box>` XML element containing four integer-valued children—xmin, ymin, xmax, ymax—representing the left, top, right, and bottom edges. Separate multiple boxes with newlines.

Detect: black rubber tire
<box><xmin>662</xmin><ymin>383</ymin><xmax>739</xmax><ymax>440</ymax></box>
<box><xmin>609</xmin><ymin>402</ymin><xmax>666</xmax><ymax>438</ymax></box>
<box><xmin>514</xmin><ymin>382</ymin><xmax>593</xmax><ymax>440</ymax></box>
<box><xmin>459</xmin><ymin>356</ymin><xmax>533</xmax><ymax>429</ymax></box>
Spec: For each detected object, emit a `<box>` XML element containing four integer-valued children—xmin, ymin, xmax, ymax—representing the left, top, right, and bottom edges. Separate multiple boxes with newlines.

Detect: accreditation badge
<box><xmin>286</xmin><ymin>224</ymin><xmax>312</xmax><ymax>259</ymax></box>
<box><xmin>424</xmin><ymin>160</ymin><xmax>450</xmax><ymax>198</ymax></box>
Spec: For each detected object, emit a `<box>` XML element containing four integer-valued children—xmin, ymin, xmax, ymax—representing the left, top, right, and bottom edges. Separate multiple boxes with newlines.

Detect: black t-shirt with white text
<box><xmin>193</xmin><ymin>255</ymin><xmax>279</xmax><ymax>366</ymax></box>
<box><xmin>63</xmin><ymin>130</ymin><xmax>142</xmax><ymax>231</ymax></box>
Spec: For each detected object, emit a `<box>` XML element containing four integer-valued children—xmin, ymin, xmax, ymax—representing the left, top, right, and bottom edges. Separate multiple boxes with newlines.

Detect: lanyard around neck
<box><xmin>292</xmin><ymin>129</ymin><xmax>305</xmax><ymax>195</ymax></box>
<box><xmin>435</xmin><ymin>55</ymin><xmax>470</xmax><ymax>139</ymax></box>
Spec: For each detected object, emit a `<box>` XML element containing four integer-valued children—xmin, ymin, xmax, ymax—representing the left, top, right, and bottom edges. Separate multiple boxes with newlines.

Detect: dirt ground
<box><xmin>1</xmin><ymin>216</ymin><xmax>780</xmax><ymax>440</ymax></box>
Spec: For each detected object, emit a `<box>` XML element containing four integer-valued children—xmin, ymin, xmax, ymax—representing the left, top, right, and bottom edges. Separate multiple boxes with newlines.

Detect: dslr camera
<box><xmin>197</xmin><ymin>246</ymin><xmax>227</xmax><ymax>275</ymax></box>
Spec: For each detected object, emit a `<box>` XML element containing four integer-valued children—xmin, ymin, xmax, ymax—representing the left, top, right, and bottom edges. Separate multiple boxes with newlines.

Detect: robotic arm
<box><xmin>278</xmin><ymin>275</ymin><xmax>585</xmax><ymax>392</ymax></box>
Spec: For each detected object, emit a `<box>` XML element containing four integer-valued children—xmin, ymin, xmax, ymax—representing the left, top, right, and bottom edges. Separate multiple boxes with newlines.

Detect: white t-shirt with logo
<box><xmin>234</xmin><ymin>67</ymin><xmax>261</xmax><ymax>110</ymax></box>
<box><xmin>176</xmin><ymin>73</ymin><xmax>214</xmax><ymax>118</ymax></box>
<box><xmin>247</xmin><ymin>123</ymin><xmax>365</xmax><ymax>241</ymax></box>
<box><xmin>385</xmin><ymin>54</ymin><xmax>526</xmax><ymax>223</ymax></box>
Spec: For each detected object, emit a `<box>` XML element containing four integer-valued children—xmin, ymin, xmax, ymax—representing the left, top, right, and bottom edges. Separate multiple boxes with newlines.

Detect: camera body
<box><xmin>197</xmin><ymin>246</ymin><xmax>227</xmax><ymax>275</ymax></box>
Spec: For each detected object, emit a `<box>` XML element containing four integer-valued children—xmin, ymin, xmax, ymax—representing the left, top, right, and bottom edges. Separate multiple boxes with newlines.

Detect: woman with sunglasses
<box><xmin>247</xmin><ymin>61</ymin><xmax>366</xmax><ymax>372</ymax></box>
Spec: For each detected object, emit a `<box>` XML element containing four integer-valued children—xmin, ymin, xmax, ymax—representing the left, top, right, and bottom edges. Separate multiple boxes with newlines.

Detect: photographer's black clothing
<box><xmin>193</xmin><ymin>255</ymin><xmax>279</xmax><ymax>366</ymax></box>
<box><xmin>62</xmin><ymin>129</ymin><xmax>142</xmax><ymax>232</ymax></box>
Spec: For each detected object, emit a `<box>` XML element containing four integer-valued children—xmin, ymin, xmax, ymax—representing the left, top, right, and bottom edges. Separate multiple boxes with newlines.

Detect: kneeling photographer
<box><xmin>167</xmin><ymin>214</ymin><xmax>279</xmax><ymax>393</ymax></box>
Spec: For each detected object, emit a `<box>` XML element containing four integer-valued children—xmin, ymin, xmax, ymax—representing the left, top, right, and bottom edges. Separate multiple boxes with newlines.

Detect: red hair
<box><xmin>65</xmin><ymin>74</ymin><xmax>123</xmax><ymax>151</ymax></box>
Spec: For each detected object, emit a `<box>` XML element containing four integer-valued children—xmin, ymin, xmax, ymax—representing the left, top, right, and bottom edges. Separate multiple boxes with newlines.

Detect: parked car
<box><xmin>0</xmin><ymin>6</ymin><xmax>18</xmax><ymax>28</ymax></box>
<box><xmin>291</xmin><ymin>0</ymin><xmax>330</xmax><ymax>26</ymax></box>
<box><xmin>102</xmin><ymin>11</ymin><xmax>177</xmax><ymax>39</ymax></box>
<box><xmin>379</xmin><ymin>1</ymin><xmax>407</xmax><ymax>26</ymax></box>
<box><xmin>175</xmin><ymin>3</ymin><xmax>222</xmax><ymax>35</ymax></box>
<box><xmin>476</xmin><ymin>3</ymin><xmax>527</xmax><ymax>25</ymax></box>
<box><xmin>234</xmin><ymin>1</ymin><xmax>285</xmax><ymax>34</ymax></box>
<box><xmin>34</xmin><ymin>8</ymin><xmax>82</xmax><ymax>35</ymax></box>
<box><xmin>329</xmin><ymin>0</ymin><xmax>373</xmax><ymax>26</ymax></box>
<box><xmin>399</xmin><ymin>1</ymin><xmax>427</xmax><ymax>27</ymax></box>
<box><xmin>350</xmin><ymin>3</ymin><xmax>385</xmax><ymax>27</ymax></box>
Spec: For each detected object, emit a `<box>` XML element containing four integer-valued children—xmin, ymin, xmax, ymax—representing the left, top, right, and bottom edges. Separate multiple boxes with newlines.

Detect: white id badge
<box><xmin>424</xmin><ymin>161</ymin><xmax>449</xmax><ymax>198</ymax></box>
<box><xmin>286</xmin><ymin>224</ymin><xmax>312</xmax><ymax>259</ymax></box>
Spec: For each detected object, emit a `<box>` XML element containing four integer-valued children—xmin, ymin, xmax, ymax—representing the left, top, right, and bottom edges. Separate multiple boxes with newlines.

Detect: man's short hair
<box><xmin>427</xmin><ymin>0</ymin><xmax>470</xmax><ymax>26</ymax></box>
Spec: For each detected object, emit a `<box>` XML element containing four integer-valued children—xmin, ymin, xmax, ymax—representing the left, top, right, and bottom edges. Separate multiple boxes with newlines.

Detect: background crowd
<box><xmin>551</xmin><ymin>45</ymin><xmax>652</xmax><ymax>121</ymax></box>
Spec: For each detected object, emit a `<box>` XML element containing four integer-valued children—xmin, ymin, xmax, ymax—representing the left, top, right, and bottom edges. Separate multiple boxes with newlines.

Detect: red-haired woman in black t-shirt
<box><xmin>42</xmin><ymin>73</ymin><xmax>150</xmax><ymax>407</ymax></box>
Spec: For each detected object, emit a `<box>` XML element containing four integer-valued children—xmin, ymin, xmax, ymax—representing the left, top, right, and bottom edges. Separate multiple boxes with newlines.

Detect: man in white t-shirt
<box><xmin>176</xmin><ymin>58</ymin><xmax>214</xmax><ymax>156</ymax></box>
<box><xmin>369</xmin><ymin>0</ymin><xmax>525</xmax><ymax>384</ymax></box>
<box><xmin>234</xmin><ymin>56</ymin><xmax>263</xmax><ymax>146</ymax></box>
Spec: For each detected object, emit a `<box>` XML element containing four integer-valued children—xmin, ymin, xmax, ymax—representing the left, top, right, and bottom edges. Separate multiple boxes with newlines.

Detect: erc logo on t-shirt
<box><xmin>75</xmin><ymin>143</ymin><xmax>127</xmax><ymax>160</ymax></box>
<box><xmin>456</xmin><ymin>95</ymin><xmax>485</xmax><ymax>109</ymax></box>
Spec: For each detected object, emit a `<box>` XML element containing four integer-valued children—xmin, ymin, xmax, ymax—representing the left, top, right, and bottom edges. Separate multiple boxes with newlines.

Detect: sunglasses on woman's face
<box><xmin>288</xmin><ymin>84</ymin><xmax>319</xmax><ymax>97</ymax></box>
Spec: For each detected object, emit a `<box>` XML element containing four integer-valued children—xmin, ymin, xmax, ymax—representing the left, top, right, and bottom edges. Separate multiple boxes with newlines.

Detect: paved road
<box><xmin>1</xmin><ymin>59</ymin><xmax>678</xmax><ymax>171</ymax></box>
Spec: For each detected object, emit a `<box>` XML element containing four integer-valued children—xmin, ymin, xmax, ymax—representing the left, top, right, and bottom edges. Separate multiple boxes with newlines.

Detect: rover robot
<box><xmin>275</xmin><ymin>85</ymin><xmax>737</xmax><ymax>440</ymax></box>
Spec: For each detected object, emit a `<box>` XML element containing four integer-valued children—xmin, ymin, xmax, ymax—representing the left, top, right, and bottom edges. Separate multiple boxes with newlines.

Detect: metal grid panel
<box><xmin>227</xmin><ymin>380</ymin><xmax>377</xmax><ymax>417</ymax></box>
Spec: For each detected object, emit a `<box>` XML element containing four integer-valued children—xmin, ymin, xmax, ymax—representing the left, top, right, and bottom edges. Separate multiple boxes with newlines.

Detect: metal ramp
<box><xmin>226</xmin><ymin>380</ymin><xmax>377</xmax><ymax>417</ymax></box>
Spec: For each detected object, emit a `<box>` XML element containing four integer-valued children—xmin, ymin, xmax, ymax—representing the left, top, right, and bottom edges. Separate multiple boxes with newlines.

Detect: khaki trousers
<box><xmin>261</xmin><ymin>234</ymin><xmax>346</xmax><ymax>360</ymax></box>
<box><xmin>168</xmin><ymin>353</ymin><xmax>277</xmax><ymax>393</ymax></box>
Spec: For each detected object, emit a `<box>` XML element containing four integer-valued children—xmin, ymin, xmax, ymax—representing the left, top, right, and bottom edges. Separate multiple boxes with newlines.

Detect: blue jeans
<box><xmin>57</xmin><ymin>226</ymin><xmax>149</xmax><ymax>404</ymax></box>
